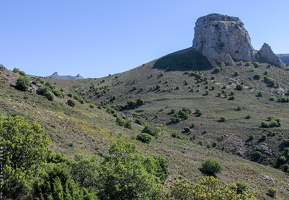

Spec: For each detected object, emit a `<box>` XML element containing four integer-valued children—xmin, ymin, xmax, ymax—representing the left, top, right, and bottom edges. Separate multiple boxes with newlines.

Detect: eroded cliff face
<box><xmin>192</xmin><ymin>14</ymin><xmax>285</xmax><ymax>68</ymax></box>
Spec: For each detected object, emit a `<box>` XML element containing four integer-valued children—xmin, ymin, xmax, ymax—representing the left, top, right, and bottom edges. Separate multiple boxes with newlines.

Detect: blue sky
<box><xmin>0</xmin><ymin>0</ymin><xmax>288</xmax><ymax>78</ymax></box>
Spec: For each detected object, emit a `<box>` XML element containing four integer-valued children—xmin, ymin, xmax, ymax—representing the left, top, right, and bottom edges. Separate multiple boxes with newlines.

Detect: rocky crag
<box><xmin>48</xmin><ymin>72</ymin><xmax>85</xmax><ymax>80</ymax></box>
<box><xmin>192</xmin><ymin>13</ymin><xmax>286</xmax><ymax>68</ymax></box>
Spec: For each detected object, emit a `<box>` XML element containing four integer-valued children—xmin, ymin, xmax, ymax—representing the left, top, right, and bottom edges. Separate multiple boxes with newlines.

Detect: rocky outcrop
<box><xmin>256</xmin><ymin>43</ymin><xmax>286</xmax><ymax>68</ymax></box>
<box><xmin>48</xmin><ymin>72</ymin><xmax>85</xmax><ymax>80</ymax></box>
<box><xmin>192</xmin><ymin>13</ymin><xmax>286</xmax><ymax>68</ymax></box>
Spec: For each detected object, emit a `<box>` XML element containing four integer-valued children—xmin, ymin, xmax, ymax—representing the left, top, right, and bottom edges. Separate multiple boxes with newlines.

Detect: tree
<box><xmin>97</xmin><ymin>139</ymin><xmax>168</xmax><ymax>199</ymax></box>
<box><xmin>15</xmin><ymin>76</ymin><xmax>30</xmax><ymax>91</ymax></box>
<box><xmin>0</xmin><ymin>115</ymin><xmax>50</xmax><ymax>199</ymax></box>
<box><xmin>201</xmin><ymin>159</ymin><xmax>224</xmax><ymax>175</ymax></box>
<box><xmin>32</xmin><ymin>163</ymin><xmax>97</xmax><ymax>200</ymax></box>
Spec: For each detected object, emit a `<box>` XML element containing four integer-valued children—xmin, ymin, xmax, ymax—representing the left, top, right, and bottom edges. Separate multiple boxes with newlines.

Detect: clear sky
<box><xmin>0</xmin><ymin>0</ymin><xmax>288</xmax><ymax>78</ymax></box>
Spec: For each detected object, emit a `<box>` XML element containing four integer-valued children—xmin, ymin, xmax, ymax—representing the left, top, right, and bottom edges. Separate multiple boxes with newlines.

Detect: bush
<box><xmin>201</xmin><ymin>159</ymin><xmax>224</xmax><ymax>175</ymax></box>
<box><xmin>44</xmin><ymin>91</ymin><xmax>54</xmax><ymax>101</ymax></box>
<box><xmin>15</xmin><ymin>76</ymin><xmax>30</xmax><ymax>91</ymax></box>
<box><xmin>136</xmin><ymin>133</ymin><xmax>152</xmax><ymax>143</ymax></box>
<box><xmin>235</xmin><ymin>84</ymin><xmax>243</xmax><ymax>90</ymax></box>
<box><xmin>249</xmin><ymin>134</ymin><xmax>255</xmax><ymax>140</ymax></box>
<box><xmin>236</xmin><ymin>182</ymin><xmax>249</xmax><ymax>194</ymax></box>
<box><xmin>282</xmin><ymin>139</ymin><xmax>289</xmax><ymax>147</ymax></box>
<box><xmin>252</xmin><ymin>151</ymin><xmax>262</xmax><ymax>161</ymax></box>
<box><xmin>245</xmin><ymin>115</ymin><xmax>251</xmax><ymax>119</ymax></box>
<box><xmin>261</xmin><ymin>134</ymin><xmax>267</xmax><ymax>141</ymax></box>
<box><xmin>228</xmin><ymin>96</ymin><xmax>235</xmax><ymax>100</ymax></box>
<box><xmin>184</xmin><ymin>127</ymin><xmax>191</xmax><ymax>133</ymax></box>
<box><xmin>67</xmin><ymin>99</ymin><xmax>76</xmax><ymax>107</ymax></box>
<box><xmin>253</xmin><ymin>74</ymin><xmax>261</xmax><ymax>80</ymax></box>
<box><xmin>267</xmin><ymin>187</ymin><xmax>278</xmax><ymax>197</ymax></box>
<box><xmin>213</xmin><ymin>67</ymin><xmax>221</xmax><ymax>73</ymax></box>
<box><xmin>218</xmin><ymin>117</ymin><xmax>226</xmax><ymax>122</ymax></box>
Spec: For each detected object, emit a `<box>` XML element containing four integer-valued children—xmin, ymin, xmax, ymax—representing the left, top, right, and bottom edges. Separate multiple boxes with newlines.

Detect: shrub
<box><xmin>13</xmin><ymin>68</ymin><xmax>20</xmax><ymax>73</ymax></box>
<box><xmin>171</xmin><ymin>132</ymin><xmax>181</xmax><ymax>139</ymax></box>
<box><xmin>253</xmin><ymin>62</ymin><xmax>261</xmax><ymax>68</ymax></box>
<box><xmin>184</xmin><ymin>127</ymin><xmax>191</xmax><ymax>133</ymax></box>
<box><xmin>124</xmin><ymin>121</ymin><xmax>132</xmax><ymax>129</ymax></box>
<box><xmin>252</xmin><ymin>151</ymin><xmax>262</xmax><ymax>161</ymax></box>
<box><xmin>170</xmin><ymin>117</ymin><xmax>181</xmax><ymax>123</ymax></box>
<box><xmin>235</xmin><ymin>84</ymin><xmax>243</xmax><ymax>90</ymax></box>
<box><xmin>253</xmin><ymin>74</ymin><xmax>260</xmax><ymax>80</ymax></box>
<box><xmin>136</xmin><ymin>98</ymin><xmax>144</xmax><ymax>106</ymax></box>
<box><xmin>213</xmin><ymin>67</ymin><xmax>221</xmax><ymax>73</ymax></box>
<box><xmin>136</xmin><ymin>133</ymin><xmax>151</xmax><ymax>143</ymax></box>
<box><xmin>245</xmin><ymin>115</ymin><xmax>251</xmax><ymax>119</ymax></box>
<box><xmin>15</xmin><ymin>76</ymin><xmax>30</xmax><ymax>91</ymax></box>
<box><xmin>236</xmin><ymin>182</ymin><xmax>249</xmax><ymax>194</ymax></box>
<box><xmin>67</xmin><ymin>99</ymin><xmax>76</xmax><ymax>107</ymax></box>
<box><xmin>256</xmin><ymin>91</ymin><xmax>263</xmax><ymax>97</ymax></box>
<box><xmin>282</xmin><ymin>139</ymin><xmax>289</xmax><ymax>147</ymax></box>
<box><xmin>218</xmin><ymin>117</ymin><xmax>226</xmax><ymax>122</ymax></box>
<box><xmin>249</xmin><ymin>135</ymin><xmax>255</xmax><ymax>140</ymax></box>
<box><xmin>44</xmin><ymin>91</ymin><xmax>54</xmax><ymax>101</ymax></box>
<box><xmin>116</xmin><ymin>117</ymin><xmax>126</xmax><ymax>126</ymax></box>
<box><xmin>261</xmin><ymin>134</ymin><xmax>267</xmax><ymax>141</ymax></box>
<box><xmin>228</xmin><ymin>96</ymin><xmax>235</xmax><ymax>100</ymax></box>
<box><xmin>278</xmin><ymin>155</ymin><xmax>287</xmax><ymax>163</ymax></box>
<box><xmin>201</xmin><ymin>159</ymin><xmax>224</xmax><ymax>175</ymax></box>
<box><xmin>283</xmin><ymin>164</ymin><xmax>289</xmax><ymax>173</ymax></box>
<box><xmin>269</xmin><ymin>96</ymin><xmax>275</xmax><ymax>101</ymax></box>
<box><xmin>267</xmin><ymin>187</ymin><xmax>278</xmax><ymax>197</ymax></box>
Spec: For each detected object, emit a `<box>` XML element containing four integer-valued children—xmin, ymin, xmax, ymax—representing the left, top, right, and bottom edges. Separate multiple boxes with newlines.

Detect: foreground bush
<box><xmin>171</xmin><ymin>176</ymin><xmax>256</xmax><ymax>200</ymax></box>
<box><xmin>201</xmin><ymin>159</ymin><xmax>224</xmax><ymax>175</ymax></box>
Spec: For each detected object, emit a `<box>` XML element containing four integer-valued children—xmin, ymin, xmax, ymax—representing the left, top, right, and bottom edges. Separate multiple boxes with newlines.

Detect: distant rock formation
<box><xmin>192</xmin><ymin>13</ymin><xmax>286</xmax><ymax>68</ymax></box>
<box><xmin>256</xmin><ymin>43</ymin><xmax>286</xmax><ymax>68</ymax></box>
<box><xmin>48</xmin><ymin>72</ymin><xmax>85</xmax><ymax>80</ymax></box>
<box><xmin>277</xmin><ymin>54</ymin><xmax>289</xmax><ymax>65</ymax></box>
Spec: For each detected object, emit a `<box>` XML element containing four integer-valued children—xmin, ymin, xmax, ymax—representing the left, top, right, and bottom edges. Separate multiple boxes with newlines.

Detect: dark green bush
<box><xmin>15</xmin><ymin>76</ymin><xmax>30</xmax><ymax>91</ymax></box>
<box><xmin>253</xmin><ymin>74</ymin><xmax>261</xmax><ymax>80</ymax></box>
<box><xmin>67</xmin><ymin>99</ymin><xmax>76</xmax><ymax>107</ymax></box>
<box><xmin>183</xmin><ymin>127</ymin><xmax>191</xmax><ymax>133</ymax></box>
<box><xmin>201</xmin><ymin>159</ymin><xmax>224</xmax><ymax>175</ymax></box>
<box><xmin>235</xmin><ymin>84</ymin><xmax>243</xmax><ymax>90</ymax></box>
<box><xmin>267</xmin><ymin>187</ymin><xmax>278</xmax><ymax>197</ymax></box>
<box><xmin>236</xmin><ymin>182</ymin><xmax>249</xmax><ymax>194</ymax></box>
<box><xmin>136</xmin><ymin>133</ymin><xmax>152</xmax><ymax>143</ymax></box>
<box><xmin>44</xmin><ymin>91</ymin><xmax>54</xmax><ymax>101</ymax></box>
<box><xmin>218</xmin><ymin>117</ymin><xmax>226</xmax><ymax>122</ymax></box>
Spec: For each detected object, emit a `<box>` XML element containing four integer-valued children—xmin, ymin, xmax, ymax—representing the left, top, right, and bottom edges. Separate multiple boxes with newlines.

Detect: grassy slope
<box><xmin>2</xmin><ymin>48</ymin><xmax>289</xmax><ymax>198</ymax></box>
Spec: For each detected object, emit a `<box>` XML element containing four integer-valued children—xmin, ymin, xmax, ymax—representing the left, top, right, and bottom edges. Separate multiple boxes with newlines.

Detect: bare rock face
<box><xmin>256</xmin><ymin>43</ymin><xmax>286</xmax><ymax>68</ymax></box>
<box><xmin>192</xmin><ymin>13</ymin><xmax>285</xmax><ymax>68</ymax></box>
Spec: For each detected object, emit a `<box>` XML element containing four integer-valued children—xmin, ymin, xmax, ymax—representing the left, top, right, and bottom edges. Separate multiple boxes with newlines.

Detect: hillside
<box><xmin>1</xmin><ymin>57</ymin><xmax>289</xmax><ymax>198</ymax></box>
<box><xmin>41</xmin><ymin>47</ymin><xmax>289</xmax><ymax>198</ymax></box>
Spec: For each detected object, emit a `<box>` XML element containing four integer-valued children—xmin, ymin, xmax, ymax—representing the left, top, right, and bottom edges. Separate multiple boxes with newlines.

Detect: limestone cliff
<box><xmin>192</xmin><ymin>13</ymin><xmax>285</xmax><ymax>68</ymax></box>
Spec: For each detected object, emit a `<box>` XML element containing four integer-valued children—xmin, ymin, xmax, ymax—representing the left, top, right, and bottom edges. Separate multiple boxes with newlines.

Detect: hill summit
<box><xmin>192</xmin><ymin>13</ymin><xmax>285</xmax><ymax>68</ymax></box>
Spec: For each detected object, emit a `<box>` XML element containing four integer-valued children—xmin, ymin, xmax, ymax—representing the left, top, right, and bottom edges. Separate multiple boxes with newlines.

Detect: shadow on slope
<box><xmin>153</xmin><ymin>47</ymin><xmax>212</xmax><ymax>71</ymax></box>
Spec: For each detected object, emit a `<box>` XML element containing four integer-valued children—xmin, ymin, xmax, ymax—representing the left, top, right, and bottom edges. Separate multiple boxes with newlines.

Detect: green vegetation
<box><xmin>201</xmin><ymin>159</ymin><xmax>224</xmax><ymax>175</ymax></box>
<box><xmin>171</xmin><ymin>176</ymin><xmax>255</xmax><ymax>199</ymax></box>
<box><xmin>2</xmin><ymin>54</ymin><xmax>289</xmax><ymax>198</ymax></box>
<box><xmin>15</xmin><ymin>76</ymin><xmax>30</xmax><ymax>91</ymax></box>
